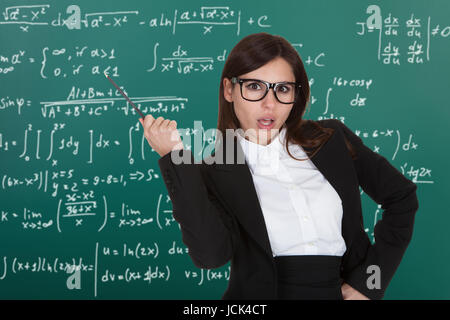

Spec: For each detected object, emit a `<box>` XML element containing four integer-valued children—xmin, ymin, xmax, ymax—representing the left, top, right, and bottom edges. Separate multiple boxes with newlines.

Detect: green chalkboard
<box><xmin>1</xmin><ymin>0</ymin><xmax>449</xmax><ymax>299</ymax></box>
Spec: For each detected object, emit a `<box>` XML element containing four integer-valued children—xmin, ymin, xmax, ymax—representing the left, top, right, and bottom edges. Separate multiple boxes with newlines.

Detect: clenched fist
<box><xmin>341</xmin><ymin>282</ymin><xmax>370</xmax><ymax>300</ymax></box>
<box><xmin>139</xmin><ymin>115</ymin><xmax>184</xmax><ymax>158</ymax></box>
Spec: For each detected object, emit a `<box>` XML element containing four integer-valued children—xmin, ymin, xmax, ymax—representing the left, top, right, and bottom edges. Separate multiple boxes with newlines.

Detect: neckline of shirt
<box><xmin>237</xmin><ymin>127</ymin><xmax>288</xmax><ymax>169</ymax></box>
<box><xmin>236</xmin><ymin>126</ymin><xmax>309</xmax><ymax>164</ymax></box>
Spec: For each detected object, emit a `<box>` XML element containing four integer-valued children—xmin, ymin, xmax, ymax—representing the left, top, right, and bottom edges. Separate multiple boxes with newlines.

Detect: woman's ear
<box><xmin>223</xmin><ymin>77</ymin><xmax>233</xmax><ymax>103</ymax></box>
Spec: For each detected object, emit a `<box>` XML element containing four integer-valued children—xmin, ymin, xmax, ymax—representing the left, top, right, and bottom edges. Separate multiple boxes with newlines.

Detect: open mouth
<box><xmin>257</xmin><ymin>119</ymin><xmax>275</xmax><ymax>128</ymax></box>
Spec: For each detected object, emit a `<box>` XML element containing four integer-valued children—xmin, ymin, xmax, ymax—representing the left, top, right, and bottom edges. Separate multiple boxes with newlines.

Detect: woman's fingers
<box><xmin>162</xmin><ymin>118</ymin><xmax>171</xmax><ymax>129</ymax></box>
<box><xmin>151</xmin><ymin>116</ymin><xmax>164</xmax><ymax>132</ymax></box>
<box><xmin>168</xmin><ymin>120</ymin><xmax>177</xmax><ymax>129</ymax></box>
<box><xmin>139</xmin><ymin>114</ymin><xmax>154</xmax><ymax>129</ymax></box>
<box><xmin>138</xmin><ymin>114</ymin><xmax>183</xmax><ymax>157</ymax></box>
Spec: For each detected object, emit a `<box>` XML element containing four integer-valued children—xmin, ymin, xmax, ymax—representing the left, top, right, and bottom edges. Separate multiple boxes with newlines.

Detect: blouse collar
<box><xmin>236</xmin><ymin>126</ymin><xmax>286</xmax><ymax>174</ymax></box>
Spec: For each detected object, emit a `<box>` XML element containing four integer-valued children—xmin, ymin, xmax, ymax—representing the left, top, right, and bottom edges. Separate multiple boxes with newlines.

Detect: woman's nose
<box><xmin>262</xmin><ymin>88</ymin><xmax>278</xmax><ymax>107</ymax></box>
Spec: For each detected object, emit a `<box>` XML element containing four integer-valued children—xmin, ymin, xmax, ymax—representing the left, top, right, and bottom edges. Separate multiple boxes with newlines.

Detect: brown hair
<box><xmin>217</xmin><ymin>32</ymin><xmax>356</xmax><ymax>161</ymax></box>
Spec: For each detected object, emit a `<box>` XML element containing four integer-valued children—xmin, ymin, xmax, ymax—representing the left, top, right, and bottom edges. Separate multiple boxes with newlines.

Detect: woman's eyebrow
<box><xmin>244</xmin><ymin>77</ymin><xmax>296</xmax><ymax>83</ymax></box>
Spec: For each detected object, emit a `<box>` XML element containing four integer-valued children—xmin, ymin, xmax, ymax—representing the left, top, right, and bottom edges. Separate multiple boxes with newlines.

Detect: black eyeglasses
<box><xmin>231</xmin><ymin>77</ymin><xmax>301</xmax><ymax>104</ymax></box>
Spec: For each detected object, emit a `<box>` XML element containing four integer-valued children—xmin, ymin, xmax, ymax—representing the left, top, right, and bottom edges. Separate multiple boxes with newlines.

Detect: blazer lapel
<box><xmin>210</xmin><ymin>124</ymin><xmax>356</xmax><ymax>258</ymax></box>
<box><xmin>211</xmin><ymin>135</ymin><xmax>274</xmax><ymax>257</ymax></box>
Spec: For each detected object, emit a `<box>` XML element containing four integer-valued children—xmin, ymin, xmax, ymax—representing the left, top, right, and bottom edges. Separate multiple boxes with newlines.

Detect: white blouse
<box><xmin>236</xmin><ymin>126</ymin><xmax>347</xmax><ymax>257</ymax></box>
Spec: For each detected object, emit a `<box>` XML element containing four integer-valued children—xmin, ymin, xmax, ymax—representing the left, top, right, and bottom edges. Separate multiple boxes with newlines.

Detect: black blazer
<box><xmin>158</xmin><ymin>119</ymin><xmax>419</xmax><ymax>300</ymax></box>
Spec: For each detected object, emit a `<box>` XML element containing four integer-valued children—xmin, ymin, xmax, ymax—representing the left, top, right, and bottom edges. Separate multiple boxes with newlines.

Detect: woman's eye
<box><xmin>247</xmin><ymin>82</ymin><xmax>261</xmax><ymax>90</ymax></box>
<box><xmin>277</xmin><ymin>85</ymin><xmax>290</xmax><ymax>93</ymax></box>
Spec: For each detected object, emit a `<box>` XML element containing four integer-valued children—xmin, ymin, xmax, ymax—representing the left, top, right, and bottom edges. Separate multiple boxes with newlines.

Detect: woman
<box><xmin>139</xmin><ymin>32</ymin><xmax>419</xmax><ymax>300</ymax></box>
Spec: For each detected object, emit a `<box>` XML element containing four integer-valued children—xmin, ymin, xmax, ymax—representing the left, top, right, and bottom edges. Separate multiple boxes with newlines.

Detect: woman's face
<box><xmin>223</xmin><ymin>56</ymin><xmax>295</xmax><ymax>145</ymax></box>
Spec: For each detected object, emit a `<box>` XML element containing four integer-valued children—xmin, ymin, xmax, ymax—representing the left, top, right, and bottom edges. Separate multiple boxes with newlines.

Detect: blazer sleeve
<box><xmin>157</xmin><ymin>148</ymin><xmax>239</xmax><ymax>269</ymax></box>
<box><xmin>337</xmin><ymin>119</ymin><xmax>419</xmax><ymax>300</ymax></box>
